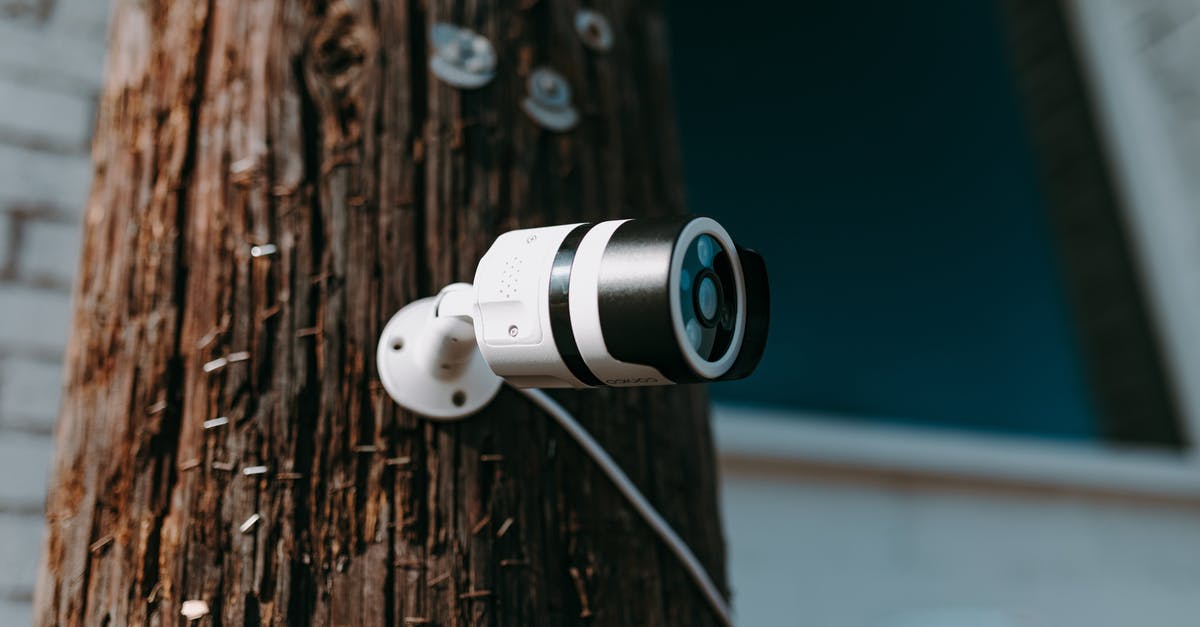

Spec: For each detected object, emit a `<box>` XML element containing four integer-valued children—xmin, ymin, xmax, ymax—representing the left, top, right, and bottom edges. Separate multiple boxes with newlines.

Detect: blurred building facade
<box><xmin>685</xmin><ymin>0</ymin><xmax>1200</xmax><ymax>624</ymax></box>
<box><xmin>1</xmin><ymin>1</ymin><xmax>1199</xmax><ymax>626</ymax></box>
<box><xmin>0</xmin><ymin>1</ymin><xmax>108</xmax><ymax>624</ymax></box>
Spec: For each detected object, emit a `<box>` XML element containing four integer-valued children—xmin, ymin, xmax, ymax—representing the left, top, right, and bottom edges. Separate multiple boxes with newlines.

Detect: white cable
<box><xmin>513</xmin><ymin>386</ymin><xmax>735</xmax><ymax>627</ymax></box>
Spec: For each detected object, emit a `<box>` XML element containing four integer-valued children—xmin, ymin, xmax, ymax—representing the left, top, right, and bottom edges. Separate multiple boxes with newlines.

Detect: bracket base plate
<box><xmin>376</xmin><ymin>297</ymin><xmax>502</xmax><ymax>420</ymax></box>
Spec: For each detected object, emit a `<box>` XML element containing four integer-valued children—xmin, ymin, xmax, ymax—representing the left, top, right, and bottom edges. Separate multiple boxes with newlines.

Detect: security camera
<box><xmin>376</xmin><ymin>216</ymin><xmax>769</xmax><ymax>418</ymax></box>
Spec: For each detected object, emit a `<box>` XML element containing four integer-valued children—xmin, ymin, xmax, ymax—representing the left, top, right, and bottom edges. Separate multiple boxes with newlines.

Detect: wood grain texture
<box><xmin>34</xmin><ymin>0</ymin><xmax>728</xmax><ymax>625</ymax></box>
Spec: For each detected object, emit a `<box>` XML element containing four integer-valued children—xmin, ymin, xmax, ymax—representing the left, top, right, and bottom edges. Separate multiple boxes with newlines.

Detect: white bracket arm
<box><xmin>376</xmin><ymin>283</ymin><xmax>502</xmax><ymax>420</ymax></box>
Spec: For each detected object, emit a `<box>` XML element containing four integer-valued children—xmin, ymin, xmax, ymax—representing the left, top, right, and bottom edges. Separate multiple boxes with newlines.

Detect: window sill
<box><xmin>713</xmin><ymin>404</ymin><xmax>1200</xmax><ymax>504</ymax></box>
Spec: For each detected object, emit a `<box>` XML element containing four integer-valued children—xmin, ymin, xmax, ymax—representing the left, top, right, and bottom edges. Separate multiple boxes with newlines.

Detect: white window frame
<box><xmin>1064</xmin><ymin>0</ymin><xmax>1200</xmax><ymax>449</ymax></box>
<box><xmin>713</xmin><ymin>404</ymin><xmax>1200</xmax><ymax>499</ymax></box>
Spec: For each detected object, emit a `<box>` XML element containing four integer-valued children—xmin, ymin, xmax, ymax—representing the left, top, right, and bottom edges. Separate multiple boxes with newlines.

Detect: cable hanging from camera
<box><xmin>513</xmin><ymin>386</ymin><xmax>735</xmax><ymax>627</ymax></box>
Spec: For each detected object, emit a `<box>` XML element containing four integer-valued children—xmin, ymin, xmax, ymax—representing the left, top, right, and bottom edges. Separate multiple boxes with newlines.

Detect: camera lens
<box><xmin>674</xmin><ymin>229</ymin><xmax>739</xmax><ymax>365</ymax></box>
<box><xmin>584</xmin><ymin>216</ymin><xmax>756</xmax><ymax>385</ymax></box>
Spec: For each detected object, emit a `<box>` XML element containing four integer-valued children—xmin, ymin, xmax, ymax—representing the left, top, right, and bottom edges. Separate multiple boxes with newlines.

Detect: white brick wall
<box><xmin>0</xmin><ymin>145</ymin><xmax>92</xmax><ymax>213</ymax></box>
<box><xmin>0</xmin><ymin>207</ymin><xmax>10</xmax><ymax>269</ymax></box>
<box><xmin>0</xmin><ymin>433</ymin><xmax>53</xmax><ymax>509</ymax></box>
<box><xmin>50</xmin><ymin>0</ymin><xmax>110</xmax><ymax>36</ymax></box>
<box><xmin>0</xmin><ymin>76</ymin><xmax>93</xmax><ymax>150</ymax></box>
<box><xmin>0</xmin><ymin>599</ymin><xmax>31</xmax><ymax>627</ymax></box>
<box><xmin>0</xmin><ymin>514</ymin><xmax>46</xmax><ymax>594</ymax></box>
<box><xmin>0</xmin><ymin>358</ymin><xmax>63</xmax><ymax>432</ymax></box>
<box><xmin>0</xmin><ymin>1</ymin><xmax>107</xmax><ymax>625</ymax></box>
<box><xmin>21</xmin><ymin>220</ymin><xmax>81</xmax><ymax>288</ymax></box>
<box><xmin>0</xmin><ymin>12</ymin><xmax>107</xmax><ymax>92</ymax></box>
<box><xmin>0</xmin><ymin>287</ymin><xmax>71</xmax><ymax>355</ymax></box>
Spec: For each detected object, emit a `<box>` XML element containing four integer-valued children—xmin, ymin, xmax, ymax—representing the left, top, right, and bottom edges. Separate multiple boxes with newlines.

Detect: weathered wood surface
<box><xmin>35</xmin><ymin>1</ymin><xmax>727</xmax><ymax>625</ymax></box>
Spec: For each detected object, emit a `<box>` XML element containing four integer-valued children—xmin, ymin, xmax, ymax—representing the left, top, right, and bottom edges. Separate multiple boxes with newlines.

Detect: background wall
<box><xmin>721</xmin><ymin>470</ymin><xmax>1200</xmax><ymax>627</ymax></box>
<box><xmin>0</xmin><ymin>1</ymin><xmax>108</xmax><ymax>624</ymax></box>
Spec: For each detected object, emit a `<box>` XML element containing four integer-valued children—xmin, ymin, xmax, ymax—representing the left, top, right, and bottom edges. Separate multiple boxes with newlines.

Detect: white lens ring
<box><xmin>668</xmin><ymin>218</ymin><xmax>745</xmax><ymax>379</ymax></box>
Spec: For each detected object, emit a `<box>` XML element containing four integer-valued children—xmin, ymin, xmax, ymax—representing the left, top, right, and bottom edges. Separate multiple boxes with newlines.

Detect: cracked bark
<box><xmin>34</xmin><ymin>1</ymin><xmax>728</xmax><ymax>626</ymax></box>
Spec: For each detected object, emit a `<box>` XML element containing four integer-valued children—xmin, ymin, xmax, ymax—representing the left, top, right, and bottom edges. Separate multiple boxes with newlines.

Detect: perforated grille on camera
<box><xmin>498</xmin><ymin>256</ymin><xmax>523</xmax><ymax>299</ymax></box>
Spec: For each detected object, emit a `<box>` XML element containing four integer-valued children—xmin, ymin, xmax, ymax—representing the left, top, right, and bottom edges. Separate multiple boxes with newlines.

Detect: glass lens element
<box><xmin>686</xmin><ymin>318</ymin><xmax>703</xmax><ymax>351</ymax></box>
<box><xmin>679</xmin><ymin>231</ymin><xmax>737</xmax><ymax>362</ymax></box>
<box><xmin>697</xmin><ymin>234</ymin><xmax>716</xmax><ymax>267</ymax></box>
<box><xmin>697</xmin><ymin>276</ymin><xmax>719</xmax><ymax>321</ymax></box>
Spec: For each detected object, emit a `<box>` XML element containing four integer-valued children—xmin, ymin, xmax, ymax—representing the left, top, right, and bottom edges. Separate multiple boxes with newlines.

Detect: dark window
<box><xmin>668</xmin><ymin>1</ymin><xmax>1182</xmax><ymax>446</ymax></box>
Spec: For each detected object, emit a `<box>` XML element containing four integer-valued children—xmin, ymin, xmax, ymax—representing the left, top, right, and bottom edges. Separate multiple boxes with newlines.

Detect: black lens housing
<box><xmin>592</xmin><ymin>216</ymin><xmax>770</xmax><ymax>383</ymax></box>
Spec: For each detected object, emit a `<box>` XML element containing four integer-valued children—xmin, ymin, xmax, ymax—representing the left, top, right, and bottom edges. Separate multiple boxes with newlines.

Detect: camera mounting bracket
<box><xmin>376</xmin><ymin>283</ymin><xmax>502</xmax><ymax>420</ymax></box>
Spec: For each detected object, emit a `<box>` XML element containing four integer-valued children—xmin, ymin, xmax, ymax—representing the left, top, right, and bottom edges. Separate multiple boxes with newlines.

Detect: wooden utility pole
<box><xmin>34</xmin><ymin>1</ymin><xmax>728</xmax><ymax>625</ymax></box>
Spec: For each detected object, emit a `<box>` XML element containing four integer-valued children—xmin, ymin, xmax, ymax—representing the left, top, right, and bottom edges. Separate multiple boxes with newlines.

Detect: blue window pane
<box><xmin>669</xmin><ymin>1</ymin><xmax>1098</xmax><ymax>440</ymax></box>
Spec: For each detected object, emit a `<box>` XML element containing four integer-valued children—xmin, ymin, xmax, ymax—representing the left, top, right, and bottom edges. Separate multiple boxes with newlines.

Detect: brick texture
<box><xmin>0</xmin><ymin>357</ymin><xmax>63</xmax><ymax>432</ymax></box>
<box><xmin>0</xmin><ymin>598</ymin><xmax>32</xmax><ymax>627</ymax></box>
<box><xmin>0</xmin><ymin>0</ymin><xmax>50</xmax><ymax>25</ymax></box>
<box><xmin>20</xmin><ymin>219</ymin><xmax>81</xmax><ymax>287</ymax></box>
<box><xmin>51</xmin><ymin>0</ymin><xmax>109</xmax><ymax>35</ymax></box>
<box><xmin>0</xmin><ymin>514</ymin><xmax>45</xmax><ymax>593</ymax></box>
<box><xmin>0</xmin><ymin>432</ymin><xmax>52</xmax><ymax>508</ymax></box>
<box><xmin>0</xmin><ymin>75</ymin><xmax>92</xmax><ymax>150</ymax></box>
<box><xmin>0</xmin><ymin>210</ymin><xmax>10</xmax><ymax>271</ymax></box>
<box><xmin>0</xmin><ymin>15</ymin><xmax>107</xmax><ymax>92</ymax></box>
<box><xmin>0</xmin><ymin>286</ymin><xmax>71</xmax><ymax>356</ymax></box>
<box><xmin>0</xmin><ymin>144</ymin><xmax>92</xmax><ymax>215</ymax></box>
<box><xmin>0</xmin><ymin>0</ymin><xmax>107</xmax><ymax>613</ymax></box>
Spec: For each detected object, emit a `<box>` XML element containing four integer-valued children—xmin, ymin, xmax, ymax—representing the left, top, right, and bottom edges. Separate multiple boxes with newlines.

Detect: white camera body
<box><xmin>470</xmin><ymin>222</ymin><xmax>590</xmax><ymax>388</ymax></box>
<box><xmin>377</xmin><ymin>216</ymin><xmax>769</xmax><ymax>418</ymax></box>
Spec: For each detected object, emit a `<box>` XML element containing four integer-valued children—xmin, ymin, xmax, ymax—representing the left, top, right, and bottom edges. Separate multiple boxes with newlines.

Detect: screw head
<box><xmin>528</xmin><ymin>68</ymin><xmax>571</xmax><ymax>108</ymax></box>
<box><xmin>523</xmin><ymin>67</ymin><xmax>580</xmax><ymax>131</ymax></box>
<box><xmin>429</xmin><ymin>23</ymin><xmax>496</xmax><ymax>89</ymax></box>
<box><xmin>508</xmin><ymin>325</ymin><xmax>519</xmax><ymax>337</ymax></box>
<box><xmin>575</xmin><ymin>10</ymin><xmax>614</xmax><ymax>52</ymax></box>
